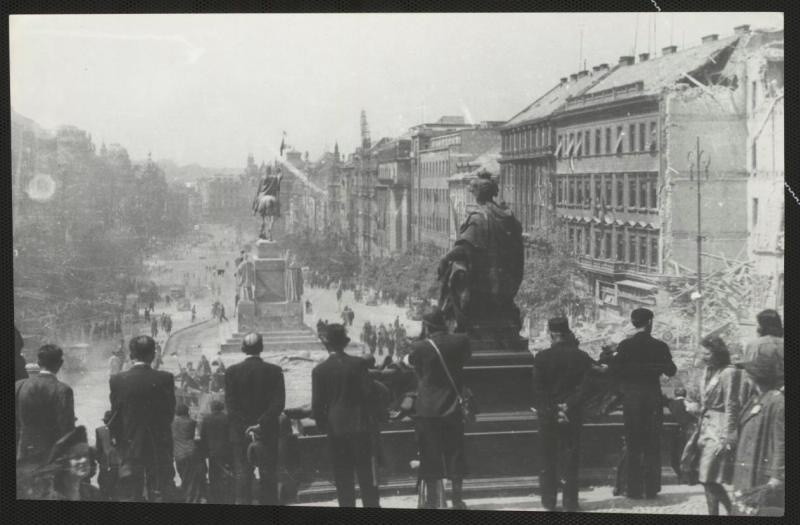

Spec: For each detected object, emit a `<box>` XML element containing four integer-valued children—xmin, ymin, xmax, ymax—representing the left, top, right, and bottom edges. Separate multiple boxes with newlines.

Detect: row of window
<box><xmin>499</xmin><ymin>165</ymin><xmax>550</xmax><ymax>232</ymax></box>
<box><xmin>415</xmin><ymin>188</ymin><xmax>450</xmax><ymax>233</ymax></box>
<box><xmin>501</xmin><ymin>124</ymin><xmax>552</xmax><ymax>154</ymax></box>
<box><xmin>556</xmin><ymin>172</ymin><xmax>658</xmax><ymax>212</ymax></box>
<box><xmin>556</xmin><ymin>120</ymin><xmax>658</xmax><ymax>158</ymax></box>
<box><xmin>421</xmin><ymin>159</ymin><xmax>451</xmax><ymax>179</ymax></box>
<box><xmin>567</xmin><ymin>223</ymin><xmax>659</xmax><ymax>269</ymax></box>
<box><xmin>430</xmin><ymin>135</ymin><xmax>462</xmax><ymax>149</ymax></box>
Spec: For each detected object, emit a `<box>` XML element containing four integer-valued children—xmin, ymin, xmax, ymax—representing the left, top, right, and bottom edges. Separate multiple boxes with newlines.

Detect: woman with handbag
<box><xmin>680</xmin><ymin>335</ymin><xmax>751</xmax><ymax>515</ymax></box>
<box><xmin>403</xmin><ymin>309</ymin><xmax>473</xmax><ymax>509</ymax></box>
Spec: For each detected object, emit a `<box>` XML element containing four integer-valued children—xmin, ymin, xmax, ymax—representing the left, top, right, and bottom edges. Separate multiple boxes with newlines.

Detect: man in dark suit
<box><xmin>109</xmin><ymin>335</ymin><xmax>176</xmax><ymax>502</ymax></box>
<box><xmin>312</xmin><ymin>323</ymin><xmax>380</xmax><ymax>508</ymax></box>
<box><xmin>607</xmin><ymin>308</ymin><xmax>677</xmax><ymax>499</ymax></box>
<box><xmin>405</xmin><ymin>310</ymin><xmax>471</xmax><ymax>509</ymax></box>
<box><xmin>225</xmin><ymin>332</ymin><xmax>285</xmax><ymax>505</ymax></box>
<box><xmin>16</xmin><ymin>344</ymin><xmax>75</xmax><ymax>467</ymax></box>
<box><xmin>531</xmin><ymin>317</ymin><xmax>597</xmax><ymax>512</ymax></box>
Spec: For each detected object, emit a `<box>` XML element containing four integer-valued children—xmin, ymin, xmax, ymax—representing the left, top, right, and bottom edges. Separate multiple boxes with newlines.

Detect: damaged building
<box><xmin>499</xmin><ymin>67</ymin><xmax>611</xmax><ymax>258</ymax></box>
<box><xmin>549</xmin><ymin>25</ymin><xmax>783</xmax><ymax>318</ymax></box>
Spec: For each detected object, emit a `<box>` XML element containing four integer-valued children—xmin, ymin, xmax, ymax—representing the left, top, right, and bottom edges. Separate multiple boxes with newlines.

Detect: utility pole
<box><xmin>688</xmin><ymin>137</ymin><xmax>711</xmax><ymax>343</ymax></box>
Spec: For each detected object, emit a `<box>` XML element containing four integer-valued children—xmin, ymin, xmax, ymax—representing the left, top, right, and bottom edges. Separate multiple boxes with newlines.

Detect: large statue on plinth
<box><xmin>252</xmin><ymin>166</ymin><xmax>284</xmax><ymax>241</ymax></box>
<box><xmin>438</xmin><ymin>171</ymin><xmax>526</xmax><ymax>350</ymax></box>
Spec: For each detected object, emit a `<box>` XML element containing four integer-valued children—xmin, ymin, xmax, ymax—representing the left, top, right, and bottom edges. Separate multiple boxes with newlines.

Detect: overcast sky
<box><xmin>10</xmin><ymin>12</ymin><xmax>783</xmax><ymax>168</ymax></box>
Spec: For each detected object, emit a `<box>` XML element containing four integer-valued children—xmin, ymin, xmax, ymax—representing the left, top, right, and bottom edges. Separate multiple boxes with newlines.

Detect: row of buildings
<box><xmin>204</xmin><ymin>25</ymin><xmax>785</xmax><ymax>318</ymax></box>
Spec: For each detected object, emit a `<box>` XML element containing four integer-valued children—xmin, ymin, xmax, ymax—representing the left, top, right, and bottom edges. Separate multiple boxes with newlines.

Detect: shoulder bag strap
<box><xmin>427</xmin><ymin>338</ymin><xmax>463</xmax><ymax>402</ymax></box>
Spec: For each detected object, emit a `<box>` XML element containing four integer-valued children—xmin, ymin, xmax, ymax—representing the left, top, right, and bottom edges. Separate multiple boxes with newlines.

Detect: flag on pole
<box><xmin>280</xmin><ymin>131</ymin><xmax>287</xmax><ymax>157</ymax></box>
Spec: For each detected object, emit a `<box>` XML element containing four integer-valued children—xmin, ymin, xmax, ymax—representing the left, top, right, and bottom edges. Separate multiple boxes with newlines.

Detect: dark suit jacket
<box><xmin>199</xmin><ymin>411</ymin><xmax>233</xmax><ymax>463</ymax></box>
<box><xmin>224</xmin><ymin>356</ymin><xmax>285</xmax><ymax>442</ymax></box>
<box><xmin>109</xmin><ymin>364</ymin><xmax>176</xmax><ymax>464</ymax></box>
<box><xmin>312</xmin><ymin>352</ymin><xmax>373</xmax><ymax>435</ymax></box>
<box><xmin>608</xmin><ymin>331</ymin><xmax>677</xmax><ymax>391</ymax></box>
<box><xmin>408</xmin><ymin>332</ymin><xmax>472</xmax><ymax>418</ymax></box>
<box><xmin>531</xmin><ymin>340</ymin><xmax>595</xmax><ymax>413</ymax></box>
<box><xmin>15</xmin><ymin>373</ymin><xmax>75</xmax><ymax>462</ymax></box>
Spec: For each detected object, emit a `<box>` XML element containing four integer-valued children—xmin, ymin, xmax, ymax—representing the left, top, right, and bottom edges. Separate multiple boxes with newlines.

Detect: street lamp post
<box><xmin>687</xmin><ymin>136</ymin><xmax>710</xmax><ymax>344</ymax></box>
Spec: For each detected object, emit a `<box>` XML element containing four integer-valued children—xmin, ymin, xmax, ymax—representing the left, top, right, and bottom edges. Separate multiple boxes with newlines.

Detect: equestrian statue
<box><xmin>252</xmin><ymin>165</ymin><xmax>284</xmax><ymax>241</ymax></box>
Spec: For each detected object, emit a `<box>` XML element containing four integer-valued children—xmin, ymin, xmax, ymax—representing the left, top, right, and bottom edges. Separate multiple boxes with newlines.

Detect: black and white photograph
<box><xmin>11</xmin><ymin>11</ymin><xmax>784</xmax><ymax>517</ymax></box>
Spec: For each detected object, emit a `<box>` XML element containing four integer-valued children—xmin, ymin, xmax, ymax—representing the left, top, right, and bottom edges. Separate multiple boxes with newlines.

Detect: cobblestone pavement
<box><xmin>295</xmin><ymin>483</ymin><xmax>713</xmax><ymax>514</ymax></box>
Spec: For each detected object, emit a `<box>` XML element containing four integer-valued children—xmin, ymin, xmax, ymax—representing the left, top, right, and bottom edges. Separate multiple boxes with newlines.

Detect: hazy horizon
<box><xmin>10</xmin><ymin>12</ymin><xmax>783</xmax><ymax>169</ymax></box>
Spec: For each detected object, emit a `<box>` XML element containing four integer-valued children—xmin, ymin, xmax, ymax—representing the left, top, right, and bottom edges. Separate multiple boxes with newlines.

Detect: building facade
<box><xmin>375</xmin><ymin>138</ymin><xmax>413</xmax><ymax>255</ymax></box>
<box><xmin>743</xmin><ymin>29</ymin><xmax>784</xmax><ymax>313</ymax></box>
<box><xmin>499</xmin><ymin>68</ymin><xmax>610</xmax><ymax>259</ymax></box>
<box><xmin>553</xmin><ymin>28</ymin><xmax>755</xmax><ymax>313</ymax></box>
<box><xmin>413</xmin><ymin>119</ymin><xmax>502</xmax><ymax>255</ymax></box>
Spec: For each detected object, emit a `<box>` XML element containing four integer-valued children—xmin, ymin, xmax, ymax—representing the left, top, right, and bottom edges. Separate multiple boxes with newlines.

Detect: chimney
<box><xmin>701</xmin><ymin>34</ymin><xmax>719</xmax><ymax>43</ymax></box>
<box><xmin>577</xmin><ymin>69</ymin><xmax>589</xmax><ymax>79</ymax></box>
<box><xmin>638</xmin><ymin>52</ymin><xmax>650</xmax><ymax>62</ymax></box>
<box><xmin>569</xmin><ymin>73</ymin><xmax>578</xmax><ymax>82</ymax></box>
<box><xmin>662</xmin><ymin>45</ymin><xmax>678</xmax><ymax>55</ymax></box>
<box><xmin>618</xmin><ymin>55</ymin><xmax>635</xmax><ymax>66</ymax></box>
<box><xmin>592</xmin><ymin>63</ymin><xmax>610</xmax><ymax>73</ymax></box>
<box><xmin>734</xmin><ymin>24</ymin><xmax>751</xmax><ymax>35</ymax></box>
<box><xmin>560</xmin><ymin>77</ymin><xmax>568</xmax><ymax>85</ymax></box>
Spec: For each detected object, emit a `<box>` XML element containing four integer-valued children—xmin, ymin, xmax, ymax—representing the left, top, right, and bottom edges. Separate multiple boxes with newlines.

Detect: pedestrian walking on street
<box><xmin>347</xmin><ymin>308</ymin><xmax>355</xmax><ymax>327</ymax></box>
<box><xmin>305</xmin><ymin>299</ymin><xmax>312</xmax><ymax>314</ymax></box>
<box><xmin>312</xmin><ymin>324</ymin><xmax>381</xmax><ymax>508</ymax></box>
<box><xmin>680</xmin><ymin>336</ymin><xmax>751</xmax><ymax>515</ymax></box>
<box><xmin>607</xmin><ymin>308</ymin><xmax>677</xmax><ymax>500</ymax></box>
<box><xmin>531</xmin><ymin>318</ymin><xmax>601</xmax><ymax>512</ymax></box>
<box><xmin>218</xmin><ymin>304</ymin><xmax>228</xmax><ymax>323</ymax></box>
<box><xmin>150</xmin><ymin>318</ymin><xmax>159</xmax><ymax>339</ymax></box>
<box><xmin>191</xmin><ymin>305</ymin><xmax>196</xmax><ymax>323</ymax></box>
<box><xmin>224</xmin><ymin>333</ymin><xmax>285</xmax><ymax>505</ymax></box>
<box><xmin>405</xmin><ymin>309</ymin><xmax>471</xmax><ymax>509</ymax></box>
<box><xmin>109</xmin><ymin>336</ymin><xmax>176</xmax><ymax>502</ymax></box>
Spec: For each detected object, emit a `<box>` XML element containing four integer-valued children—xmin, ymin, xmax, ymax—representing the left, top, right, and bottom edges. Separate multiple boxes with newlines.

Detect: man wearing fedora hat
<box><xmin>224</xmin><ymin>332</ymin><xmax>285</xmax><ymax>505</ymax></box>
<box><xmin>531</xmin><ymin>317</ymin><xmax>596</xmax><ymax>512</ymax></box>
<box><xmin>312</xmin><ymin>323</ymin><xmax>380</xmax><ymax>507</ymax></box>
<box><xmin>606</xmin><ymin>308</ymin><xmax>677</xmax><ymax>500</ymax></box>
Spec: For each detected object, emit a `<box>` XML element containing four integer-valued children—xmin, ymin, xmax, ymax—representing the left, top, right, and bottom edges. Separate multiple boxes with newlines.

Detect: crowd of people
<box><xmin>14</xmin><ymin>305</ymin><xmax>783</xmax><ymax>514</ymax></box>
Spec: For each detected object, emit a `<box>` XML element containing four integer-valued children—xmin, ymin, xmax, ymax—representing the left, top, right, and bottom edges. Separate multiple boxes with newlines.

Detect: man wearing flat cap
<box><xmin>225</xmin><ymin>332</ymin><xmax>286</xmax><ymax>505</ymax></box>
<box><xmin>531</xmin><ymin>317</ymin><xmax>596</xmax><ymax>511</ymax></box>
<box><xmin>732</xmin><ymin>351</ymin><xmax>784</xmax><ymax>516</ymax></box>
<box><xmin>312</xmin><ymin>323</ymin><xmax>380</xmax><ymax>507</ymax></box>
<box><xmin>404</xmin><ymin>309</ymin><xmax>472</xmax><ymax>509</ymax></box>
<box><xmin>606</xmin><ymin>308</ymin><xmax>676</xmax><ymax>499</ymax></box>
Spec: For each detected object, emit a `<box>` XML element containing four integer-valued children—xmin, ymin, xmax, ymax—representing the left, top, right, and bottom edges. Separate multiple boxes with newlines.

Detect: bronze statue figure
<box><xmin>252</xmin><ymin>165</ymin><xmax>284</xmax><ymax>241</ymax></box>
<box><xmin>438</xmin><ymin>171</ymin><xmax>525</xmax><ymax>349</ymax></box>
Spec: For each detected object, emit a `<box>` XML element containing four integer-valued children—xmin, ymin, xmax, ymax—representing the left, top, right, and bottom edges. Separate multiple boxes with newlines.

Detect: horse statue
<box><xmin>252</xmin><ymin>166</ymin><xmax>284</xmax><ymax>241</ymax></box>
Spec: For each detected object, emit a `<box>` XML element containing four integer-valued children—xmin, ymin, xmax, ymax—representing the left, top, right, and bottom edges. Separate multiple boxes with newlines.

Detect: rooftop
<box><xmin>580</xmin><ymin>35</ymin><xmax>739</xmax><ymax>98</ymax></box>
<box><xmin>504</xmin><ymin>71</ymin><xmax>606</xmax><ymax>128</ymax></box>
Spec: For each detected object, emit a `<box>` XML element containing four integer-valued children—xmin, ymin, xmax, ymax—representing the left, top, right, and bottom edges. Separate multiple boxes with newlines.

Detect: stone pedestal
<box><xmin>224</xmin><ymin>239</ymin><xmax>321</xmax><ymax>354</ymax></box>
